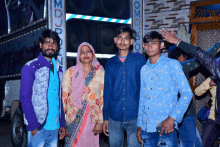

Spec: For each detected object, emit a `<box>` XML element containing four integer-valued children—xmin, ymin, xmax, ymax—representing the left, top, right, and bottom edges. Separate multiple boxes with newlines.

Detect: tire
<box><xmin>11</xmin><ymin>108</ymin><xmax>27</xmax><ymax>147</ymax></box>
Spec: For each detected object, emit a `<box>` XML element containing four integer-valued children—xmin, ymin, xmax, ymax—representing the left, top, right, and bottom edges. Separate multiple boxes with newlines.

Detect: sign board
<box><xmin>132</xmin><ymin>0</ymin><xmax>143</xmax><ymax>53</ymax></box>
<box><xmin>48</xmin><ymin>0</ymin><xmax>66</xmax><ymax>71</ymax></box>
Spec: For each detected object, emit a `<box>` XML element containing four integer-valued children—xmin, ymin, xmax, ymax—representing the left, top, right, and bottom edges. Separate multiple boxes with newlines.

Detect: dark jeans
<box><xmin>202</xmin><ymin>119</ymin><xmax>220</xmax><ymax>147</ymax></box>
<box><xmin>178</xmin><ymin>115</ymin><xmax>202</xmax><ymax>147</ymax></box>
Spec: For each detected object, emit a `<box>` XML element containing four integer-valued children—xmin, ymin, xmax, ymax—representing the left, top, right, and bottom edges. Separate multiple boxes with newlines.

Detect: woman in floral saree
<box><xmin>62</xmin><ymin>42</ymin><xmax>104</xmax><ymax>147</ymax></box>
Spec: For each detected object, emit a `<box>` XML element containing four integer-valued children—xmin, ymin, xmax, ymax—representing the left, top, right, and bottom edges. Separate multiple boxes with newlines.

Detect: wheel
<box><xmin>11</xmin><ymin>108</ymin><xmax>27</xmax><ymax>147</ymax></box>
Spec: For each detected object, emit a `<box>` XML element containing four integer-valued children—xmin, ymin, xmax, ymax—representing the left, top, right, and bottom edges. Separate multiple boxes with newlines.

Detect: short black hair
<box><xmin>116</xmin><ymin>26</ymin><xmax>133</xmax><ymax>39</ymax></box>
<box><xmin>143</xmin><ymin>31</ymin><xmax>163</xmax><ymax>44</ymax></box>
<box><xmin>168</xmin><ymin>45</ymin><xmax>188</xmax><ymax>60</ymax></box>
<box><xmin>39</xmin><ymin>29</ymin><xmax>61</xmax><ymax>51</ymax></box>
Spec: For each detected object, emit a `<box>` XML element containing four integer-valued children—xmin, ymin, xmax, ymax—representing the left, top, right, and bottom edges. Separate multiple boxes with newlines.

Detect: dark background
<box><xmin>0</xmin><ymin>0</ymin><xmax>131</xmax><ymax>75</ymax></box>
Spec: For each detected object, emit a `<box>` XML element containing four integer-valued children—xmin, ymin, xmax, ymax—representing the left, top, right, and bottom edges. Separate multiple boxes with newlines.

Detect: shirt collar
<box><xmin>146</xmin><ymin>53</ymin><xmax>166</xmax><ymax>66</ymax></box>
<box><xmin>116</xmin><ymin>50</ymin><xmax>132</xmax><ymax>59</ymax></box>
<box><xmin>51</xmin><ymin>58</ymin><xmax>56</xmax><ymax>65</ymax></box>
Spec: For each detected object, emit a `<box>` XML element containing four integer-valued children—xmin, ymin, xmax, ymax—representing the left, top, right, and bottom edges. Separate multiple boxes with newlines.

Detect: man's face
<box><xmin>114</xmin><ymin>32</ymin><xmax>134</xmax><ymax>50</ymax></box>
<box><xmin>39</xmin><ymin>38</ymin><xmax>58</xmax><ymax>59</ymax></box>
<box><xmin>143</xmin><ymin>38</ymin><xmax>164</xmax><ymax>57</ymax></box>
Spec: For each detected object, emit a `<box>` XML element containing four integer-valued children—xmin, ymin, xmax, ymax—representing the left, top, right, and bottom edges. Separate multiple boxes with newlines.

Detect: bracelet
<box><xmin>176</xmin><ymin>39</ymin><xmax>182</xmax><ymax>47</ymax></box>
<box><xmin>177</xmin><ymin>39</ymin><xmax>182</xmax><ymax>47</ymax></box>
<box><xmin>175</xmin><ymin>39</ymin><xmax>180</xmax><ymax>45</ymax></box>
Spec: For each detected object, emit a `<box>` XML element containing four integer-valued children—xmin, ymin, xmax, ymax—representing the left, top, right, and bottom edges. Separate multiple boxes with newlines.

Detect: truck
<box><xmin>0</xmin><ymin>25</ymin><xmax>47</xmax><ymax>147</ymax></box>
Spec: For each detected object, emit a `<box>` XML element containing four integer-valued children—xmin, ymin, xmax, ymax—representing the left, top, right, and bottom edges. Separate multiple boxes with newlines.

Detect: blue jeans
<box><xmin>109</xmin><ymin>118</ymin><xmax>141</xmax><ymax>147</ymax></box>
<box><xmin>27</xmin><ymin>128</ymin><xmax>59</xmax><ymax>147</ymax></box>
<box><xmin>195</xmin><ymin>127</ymin><xmax>203</xmax><ymax>147</ymax></box>
<box><xmin>141</xmin><ymin>131</ymin><xmax>178</xmax><ymax>147</ymax></box>
<box><xmin>179</xmin><ymin>115</ymin><xmax>202</xmax><ymax>147</ymax></box>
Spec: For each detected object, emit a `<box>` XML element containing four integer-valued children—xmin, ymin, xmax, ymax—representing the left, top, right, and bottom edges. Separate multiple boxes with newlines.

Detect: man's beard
<box><xmin>42</xmin><ymin>49</ymin><xmax>57</xmax><ymax>58</ymax></box>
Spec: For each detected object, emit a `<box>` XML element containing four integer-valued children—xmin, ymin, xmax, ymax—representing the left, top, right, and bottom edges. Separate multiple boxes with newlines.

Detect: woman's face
<box><xmin>79</xmin><ymin>45</ymin><xmax>94</xmax><ymax>64</ymax></box>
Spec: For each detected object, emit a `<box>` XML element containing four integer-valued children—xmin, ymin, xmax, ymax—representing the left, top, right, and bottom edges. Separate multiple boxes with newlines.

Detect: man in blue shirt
<box><xmin>103</xmin><ymin>26</ymin><xmax>146</xmax><ymax>147</ymax></box>
<box><xmin>136</xmin><ymin>31</ymin><xmax>192</xmax><ymax>147</ymax></box>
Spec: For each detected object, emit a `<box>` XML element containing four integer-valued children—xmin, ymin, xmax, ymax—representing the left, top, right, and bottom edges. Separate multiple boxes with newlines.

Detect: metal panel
<box><xmin>4</xmin><ymin>79</ymin><xmax>21</xmax><ymax>107</ymax></box>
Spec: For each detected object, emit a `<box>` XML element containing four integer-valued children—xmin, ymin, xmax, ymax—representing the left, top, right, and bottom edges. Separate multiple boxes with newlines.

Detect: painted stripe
<box><xmin>81</xmin><ymin>15</ymin><xmax>86</xmax><ymax>19</ymax></box>
<box><xmin>119</xmin><ymin>20</ymin><xmax>125</xmax><ymax>23</ymax></box>
<box><xmin>127</xmin><ymin>18</ymin><xmax>132</xmax><ymax>24</ymax></box>
<box><xmin>90</xmin><ymin>16</ymin><xmax>95</xmax><ymax>20</ymax></box>
<box><xmin>67</xmin><ymin>52</ymin><xmax>115</xmax><ymax>59</ymax></box>
<box><xmin>115</xmin><ymin>19</ymin><xmax>121</xmax><ymax>23</ymax></box>
<box><xmin>94</xmin><ymin>17</ymin><xmax>100</xmax><ymax>20</ymax></box>
<box><xmin>75</xmin><ymin>15</ymin><xmax>82</xmax><ymax>18</ymax></box>
<box><xmin>98</xmin><ymin>17</ymin><xmax>103</xmax><ymax>21</ymax></box>
<box><xmin>84</xmin><ymin>16</ymin><xmax>91</xmax><ymax>19</ymax></box>
<box><xmin>102</xmin><ymin>18</ymin><xmax>108</xmax><ymax>21</ymax></box>
<box><xmin>111</xmin><ymin>19</ymin><xmax>117</xmax><ymax>22</ymax></box>
<box><xmin>66</xmin><ymin>14</ymin><xmax>72</xmax><ymax>19</ymax></box>
<box><xmin>66</xmin><ymin>13</ymin><xmax>131</xmax><ymax>24</ymax></box>
<box><xmin>124</xmin><ymin>18</ymin><xmax>131</xmax><ymax>24</ymax></box>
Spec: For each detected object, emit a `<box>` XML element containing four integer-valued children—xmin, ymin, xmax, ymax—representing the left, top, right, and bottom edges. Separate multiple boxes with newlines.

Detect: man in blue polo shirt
<box><xmin>103</xmin><ymin>26</ymin><xmax>146</xmax><ymax>147</ymax></box>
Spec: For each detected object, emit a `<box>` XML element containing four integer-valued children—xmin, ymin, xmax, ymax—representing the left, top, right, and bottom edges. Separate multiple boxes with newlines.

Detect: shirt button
<box><xmin>123</xmin><ymin>108</ymin><xmax>125</xmax><ymax>110</ymax></box>
<box><xmin>123</xmin><ymin>80</ymin><xmax>125</xmax><ymax>82</ymax></box>
<box><xmin>123</xmin><ymin>89</ymin><xmax>125</xmax><ymax>91</ymax></box>
<box><xmin>123</xmin><ymin>98</ymin><xmax>125</xmax><ymax>100</ymax></box>
<box><xmin>123</xmin><ymin>71</ymin><xmax>125</xmax><ymax>74</ymax></box>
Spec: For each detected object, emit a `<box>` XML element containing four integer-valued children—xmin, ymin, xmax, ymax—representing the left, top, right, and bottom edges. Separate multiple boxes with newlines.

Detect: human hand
<box><xmin>103</xmin><ymin>120</ymin><xmax>109</xmax><ymax>136</ymax></box>
<box><xmin>158</xmin><ymin>116</ymin><xmax>175</xmax><ymax>136</ymax></box>
<box><xmin>161</xmin><ymin>28</ymin><xmax>178</xmax><ymax>44</ymax></box>
<box><xmin>92</xmin><ymin>123</ymin><xmax>103</xmax><ymax>136</ymax></box>
<box><xmin>59</xmin><ymin>127</ymin><xmax>65</xmax><ymax>140</ymax></box>
<box><xmin>136</xmin><ymin>127</ymin><xmax>143</xmax><ymax>143</ymax></box>
<box><xmin>209</xmin><ymin>80</ymin><xmax>217</xmax><ymax>87</ymax></box>
<box><xmin>31</xmin><ymin>129</ymin><xmax>38</xmax><ymax>137</ymax></box>
<box><xmin>65</xmin><ymin>125</ymin><xmax>70</xmax><ymax>137</ymax></box>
